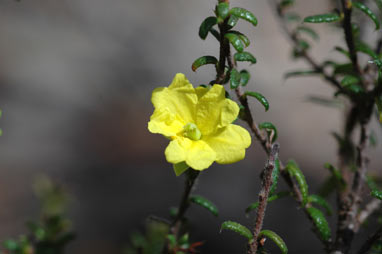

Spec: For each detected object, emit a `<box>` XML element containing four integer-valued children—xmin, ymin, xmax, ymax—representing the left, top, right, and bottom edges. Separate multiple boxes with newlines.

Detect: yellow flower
<box><xmin>148</xmin><ymin>73</ymin><xmax>251</xmax><ymax>175</ymax></box>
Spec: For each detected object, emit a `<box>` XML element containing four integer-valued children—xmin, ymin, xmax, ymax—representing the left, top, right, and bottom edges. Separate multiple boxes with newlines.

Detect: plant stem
<box><xmin>248</xmin><ymin>144</ymin><xmax>280</xmax><ymax>254</ymax></box>
<box><xmin>357</xmin><ymin>226</ymin><xmax>382</xmax><ymax>254</ymax></box>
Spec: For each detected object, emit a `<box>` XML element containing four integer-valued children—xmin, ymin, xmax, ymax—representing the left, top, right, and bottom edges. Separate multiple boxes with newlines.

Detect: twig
<box><xmin>357</xmin><ymin>226</ymin><xmax>382</xmax><ymax>254</ymax></box>
<box><xmin>356</xmin><ymin>199</ymin><xmax>382</xmax><ymax>228</ymax></box>
<box><xmin>248</xmin><ymin>144</ymin><xmax>280</xmax><ymax>254</ymax></box>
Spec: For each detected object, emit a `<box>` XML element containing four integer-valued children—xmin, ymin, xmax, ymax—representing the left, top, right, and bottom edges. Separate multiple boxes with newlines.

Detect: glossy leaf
<box><xmin>306</xmin><ymin>207</ymin><xmax>331</xmax><ymax>242</ymax></box>
<box><xmin>234</xmin><ymin>52</ymin><xmax>256</xmax><ymax>64</ymax></box>
<box><xmin>284</xmin><ymin>70</ymin><xmax>319</xmax><ymax>79</ymax></box>
<box><xmin>210</xmin><ymin>28</ymin><xmax>220</xmax><ymax>41</ymax></box>
<box><xmin>225</xmin><ymin>33</ymin><xmax>244</xmax><ymax>52</ymax></box>
<box><xmin>220</xmin><ymin>221</ymin><xmax>253</xmax><ymax>241</ymax></box>
<box><xmin>190</xmin><ymin>195</ymin><xmax>218</xmax><ymax>216</ymax></box>
<box><xmin>191</xmin><ymin>56</ymin><xmax>218</xmax><ymax>72</ymax></box>
<box><xmin>296</xmin><ymin>26</ymin><xmax>319</xmax><ymax>40</ymax></box>
<box><xmin>245</xmin><ymin>191</ymin><xmax>290</xmax><ymax>214</ymax></box>
<box><xmin>229</xmin><ymin>7</ymin><xmax>258</xmax><ymax>26</ymax></box>
<box><xmin>341</xmin><ymin>75</ymin><xmax>360</xmax><ymax>86</ymax></box>
<box><xmin>230</xmin><ymin>68</ymin><xmax>241</xmax><ymax>89</ymax></box>
<box><xmin>199</xmin><ymin>17</ymin><xmax>217</xmax><ymax>40</ymax></box>
<box><xmin>286</xmin><ymin>160</ymin><xmax>309</xmax><ymax>206</ymax></box>
<box><xmin>304</xmin><ymin>13</ymin><xmax>341</xmax><ymax>23</ymax></box>
<box><xmin>216</xmin><ymin>2</ymin><xmax>229</xmax><ymax>21</ymax></box>
<box><xmin>258</xmin><ymin>230</ymin><xmax>288</xmax><ymax>254</ymax></box>
<box><xmin>227</xmin><ymin>14</ymin><xmax>239</xmax><ymax>27</ymax></box>
<box><xmin>372</xmin><ymin>190</ymin><xmax>382</xmax><ymax>200</ymax></box>
<box><xmin>244</xmin><ymin>91</ymin><xmax>269</xmax><ymax>111</ymax></box>
<box><xmin>353</xmin><ymin>2</ymin><xmax>380</xmax><ymax>30</ymax></box>
<box><xmin>258</xmin><ymin>122</ymin><xmax>278</xmax><ymax>142</ymax></box>
<box><xmin>308</xmin><ymin>194</ymin><xmax>333</xmax><ymax>215</ymax></box>
<box><xmin>239</xmin><ymin>70</ymin><xmax>250</xmax><ymax>86</ymax></box>
<box><xmin>230</xmin><ymin>31</ymin><xmax>250</xmax><ymax>47</ymax></box>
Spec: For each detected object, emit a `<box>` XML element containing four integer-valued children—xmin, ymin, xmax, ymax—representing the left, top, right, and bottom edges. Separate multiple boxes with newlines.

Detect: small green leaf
<box><xmin>199</xmin><ymin>17</ymin><xmax>218</xmax><ymax>40</ymax></box>
<box><xmin>280</xmin><ymin>0</ymin><xmax>294</xmax><ymax>8</ymax></box>
<box><xmin>210</xmin><ymin>28</ymin><xmax>220</xmax><ymax>41</ymax></box>
<box><xmin>333</xmin><ymin>63</ymin><xmax>355</xmax><ymax>76</ymax></box>
<box><xmin>239</xmin><ymin>70</ymin><xmax>250</xmax><ymax>86</ymax></box>
<box><xmin>353</xmin><ymin>2</ymin><xmax>380</xmax><ymax>30</ymax></box>
<box><xmin>306</xmin><ymin>207</ymin><xmax>331</xmax><ymax>242</ymax></box>
<box><xmin>227</xmin><ymin>14</ymin><xmax>239</xmax><ymax>27</ymax></box>
<box><xmin>258</xmin><ymin>122</ymin><xmax>278</xmax><ymax>142</ymax></box>
<box><xmin>229</xmin><ymin>31</ymin><xmax>250</xmax><ymax>47</ymax></box>
<box><xmin>225</xmin><ymin>33</ymin><xmax>244</xmax><ymax>52</ymax></box>
<box><xmin>355</xmin><ymin>41</ymin><xmax>378</xmax><ymax>59</ymax></box>
<box><xmin>285</xmin><ymin>13</ymin><xmax>301</xmax><ymax>22</ymax></box>
<box><xmin>173</xmin><ymin>162</ymin><xmax>189</xmax><ymax>176</ymax></box>
<box><xmin>258</xmin><ymin>230</ymin><xmax>288</xmax><ymax>254</ymax></box>
<box><xmin>216</xmin><ymin>2</ymin><xmax>230</xmax><ymax>21</ymax></box>
<box><xmin>341</xmin><ymin>75</ymin><xmax>360</xmax><ymax>86</ymax></box>
<box><xmin>334</xmin><ymin>46</ymin><xmax>350</xmax><ymax>59</ymax></box>
<box><xmin>234</xmin><ymin>52</ymin><xmax>256</xmax><ymax>64</ymax></box>
<box><xmin>3</xmin><ymin>240</ymin><xmax>18</xmax><ymax>251</ymax></box>
<box><xmin>286</xmin><ymin>160</ymin><xmax>309</xmax><ymax>206</ymax></box>
<box><xmin>189</xmin><ymin>195</ymin><xmax>219</xmax><ymax>216</ymax></box>
<box><xmin>324</xmin><ymin>163</ymin><xmax>346</xmax><ymax>188</ymax></box>
<box><xmin>191</xmin><ymin>56</ymin><xmax>218</xmax><ymax>72</ymax></box>
<box><xmin>303</xmin><ymin>13</ymin><xmax>341</xmax><ymax>23</ymax></box>
<box><xmin>374</xmin><ymin>0</ymin><xmax>382</xmax><ymax>12</ymax></box>
<box><xmin>229</xmin><ymin>7</ymin><xmax>258</xmax><ymax>26</ymax></box>
<box><xmin>296</xmin><ymin>26</ymin><xmax>319</xmax><ymax>40</ymax></box>
<box><xmin>372</xmin><ymin>190</ymin><xmax>382</xmax><ymax>200</ymax></box>
<box><xmin>244</xmin><ymin>91</ymin><xmax>269</xmax><ymax>111</ymax></box>
<box><xmin>245</xmin><ymin>191</ymin><xmax>290</xmax><ymax>214</ymax></box>
<box><xmin>220</xmin><ymin>221</ymin><xmax>253</xmax><ymax>241</ymax></box>
<box><xmin>284</xmin><ymin>70</ymin><xmax>320</xmax><ymax>79</ymax></box>
<box><xmin>308</xmin><ymin>194</ymin><xmax>333</xmax><ymax>216</ymax></box>
<box><xmin>230</xmin><ymin>68</ymin><xmax>241</xmax><ymax>89</ymax></box>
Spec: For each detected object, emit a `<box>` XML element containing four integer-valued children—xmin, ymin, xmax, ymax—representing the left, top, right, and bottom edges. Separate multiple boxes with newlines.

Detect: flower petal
<box><xmin>185</xmin><ymin>140</ymin><xmax>216</xmax><ymax>170</ymax></box>
<box><xmin>148</xmin><ymin>108</ymin><xmax>184</xmax><ymax>137</ymax></box>
<box><xmin>196</xmin><ymin>85</ymin><xmax>239</xmax><ymax>135</ymax></box>
<box><xmin>165</xmin><ymin>138</ymin><xmax>191</xmax><ymax>164</ymax></box>
<box><xmin>151</xmin><ymin>73</ymin><xmax>197</xmax><ymax>123</ymax></box>
<box><xmin>204</xmin><ymin>124</ymin><xmax>251</xmax><ymax>164</ymax></box>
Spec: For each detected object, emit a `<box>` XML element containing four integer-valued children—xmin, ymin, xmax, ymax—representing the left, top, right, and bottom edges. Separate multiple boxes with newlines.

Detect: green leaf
<box><xmin>189</xmin><ymin>195</ymin><xmax>219</xmax><ymax>216</ymax></box>
<box><xmin>210</xmin><ymin>28</ymin><xmax>220</xmax><ymax>41</ymax></box>
<box><xmin>285</xmin><ymin>13</ymin><xmax>301</xmax><ymax>22</ymax></box>
<box><xmin>372</xmin><ymin>190</ymin><xmax>382</xmax><ymax>200</ymax></box>
<box><xmin>284</xmin><ymin>70</ymin><xmax>320</xmax><ymax>79</ymax></box>
<box><xmin>341</xmin><ymin>75</ymin><xmax>360</xmax><ymax>86</ymax></box>
<box><xmin>245</xmin><ymin>191</ymin><xmax>290</xmax><ymax>214</ymax></box>
<box><xmin>303</xmin><ymin>13</ymin><xmax>341</xmax><ymax>23</ymax></box>
<box><xmin>367</xmin><ymin>176</ymin><xmax>382</xmax><ymax>200</ymax></box>
<box><xmin>227</xmin><ymin>14</ymin><xmax>239</xmax><ymax>27</ymax></box>
<box><xmin>296</xmin><ymin>26</ymin><xmax>319</xmax><ymax>40</ymax></box>
<box><xmin>244</xmin><ymin>91</ymin><xmax>269</xmax><ymax>111</ymax></box>
<box><xmin>216</xmin><ymin>2</ymin><xmax>230</xmax><ymax>21</ymax></box>
<box><xmin>229</xmin><ymin>31</ymin><xmax>250</xmax><ymax>47</ymax></box>
<box><xmin>258</xmin><ymin>230</ymin><xmax>288</xmax><ymax>254</ymax></box>
<box><xmin>173</xmin><ymin>162</ymin><xmax>189</xmax><ymax>176</ymax></box>
<box><xmin>308</xmin><ymin>194</ymin><xmax>333</xmax><ymax>216</ymax></box>
<box><xmin>234</xmin><ymin>52</ymin><xmax>256</xmax><ymax>64</ymax></box>
<box><xmin>229</xmin><ymin>7</ymin><xmax>258</xmax><ymax>26</ymax></box>
<box><xmin>3</xmin><ymin>240</ymin><xmax>19</xmax><ymax>251</ymax></box>
<box><xmin>355</xmin><ymin>41</ymin><xmax>378</xmax><ymax>59</ymax></box>
<box><xmin>353</xmin><ymin>2</ymin><xmax>380</xmax><ymax>30</ymax></box>
<box><xmin>270</xmin><ymin>159</ymin><xmax>281</xmax><ymax>195</ymax></box>
<box><xmin>239</xmin><ymin>70</ymin><xmax>250</xmax><ymax>86</ymax></box>
<box><xmin>306</xmin><ymin>207</ymin><xmax>331</xmax><ymax>242</ymax></box>
<box><xmin>334</xmin><ymin>46</ymin><xmax>350</xmax><ymax>59</ymax></box>
<box><xmin>230</xmin><ymin>68</ymin><xmax>241</xmax><ymax>89</ymax></box>
<box><xmin>324</xmin><ymin>163</ymin><xmax>346</xmax><ymax>188</ymax></box>
<box><xmin>333</xmin><ymin>63</ymin><xmax>355</xmax><ymax>76</ymax></box>
<box><xmin>286</xmin><ymin>160</ymin><xmax>309</xmax><ymax>206</ymax></box>
<box><xmin>225</xmin><ymin>33</ymin><xmax>244</xmax><ymax>52</ymax></box>
<box><xmin>191</xmin><ymin>56</ymin><xmax>218</xmax><ymax>72</ymax></box>
<box><xmin>306</xmin><ymin>96</ymin><xmax>343</xmax><ymax>109</ymax></box>
<box><xmin>374</xmin><ymin>0</ymin><xmax>382</xmax><ymax>12</ymax></box>
<box><xmin>199</xmin><ymin>17</ymin><xmax>217</xmax><ymax>40</ymax></box>
<box><xmin>280</xmin><ymin>0</ymin><xmax>294</xmax><ymax>8</ymax></box>
<box><xmin>258</xmin><ymin>122</ymin><xmax>278</xmax><ymax>142</ymax></box>
<box><xmin>220</xmin><ymin>221</ymin><xmax>253</xmax><ymax>241</ymax></box>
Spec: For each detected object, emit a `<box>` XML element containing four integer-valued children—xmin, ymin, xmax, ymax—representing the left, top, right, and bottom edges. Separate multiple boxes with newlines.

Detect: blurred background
<box><xmin>0</xmin><ymin>0</ymin><xmax>381</xmax><ymax>253</ymax></box>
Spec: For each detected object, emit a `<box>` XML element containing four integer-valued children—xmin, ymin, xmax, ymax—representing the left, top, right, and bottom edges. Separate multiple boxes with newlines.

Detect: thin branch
<box><xmin>357</xmin><ymin>226</ymin><xmax>382</xmax><ymax>254</ymax></box>
<box><xmin>248</xmin><ymin>144</ymin><xmax>280</xmax><ymax>254</ymax></box>
<box><xmin>356</xmin><ymin>199</ymin><xmax>382</xmax><ymax>228</ymax></box>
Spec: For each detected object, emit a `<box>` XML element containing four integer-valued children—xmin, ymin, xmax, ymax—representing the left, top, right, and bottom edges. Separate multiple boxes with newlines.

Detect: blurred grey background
<box><xmin>0</xmin><ymin>0</ymin><xmax>381</xmax><ymax>253</ymax></box>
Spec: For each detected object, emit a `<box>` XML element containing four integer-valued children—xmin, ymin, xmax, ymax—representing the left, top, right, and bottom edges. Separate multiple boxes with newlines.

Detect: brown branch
<box><xmin>357</xmin><ymin>226</ymin><xmax>382</xmax><ymax>254</ymax></box>
<box><xmin>356</xmin><ymin>199</ymin><xmax>382</xmax><ymax>228</ymax></box>
<box><xmin>248</xmin><ymin>144</ymin><xmax>280</xmax><ymax>254</ymax></box>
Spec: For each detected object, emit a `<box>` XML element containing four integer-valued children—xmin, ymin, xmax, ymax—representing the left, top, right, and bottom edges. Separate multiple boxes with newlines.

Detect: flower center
<box><xmin>183</xmin><ymin>123</ymin><xmax>201</xmax><ymax>141</ymax></box>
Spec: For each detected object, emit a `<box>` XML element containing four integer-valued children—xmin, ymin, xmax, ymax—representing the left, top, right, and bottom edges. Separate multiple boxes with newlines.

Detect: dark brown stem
<box><xmin>248</xmin><ymin>144</ymin><xmax>280</xmax><ymax>254</ymax></box>
<box><xmin>357</xmin><ymin>226</ymin><xmax>382</xmax><ymax>254</ymax></box>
